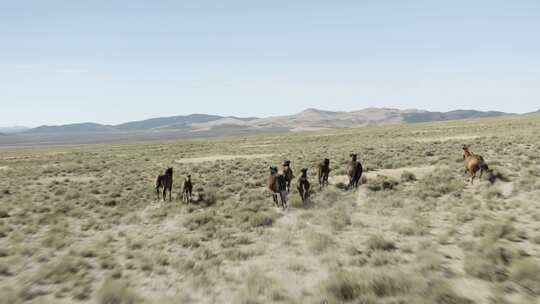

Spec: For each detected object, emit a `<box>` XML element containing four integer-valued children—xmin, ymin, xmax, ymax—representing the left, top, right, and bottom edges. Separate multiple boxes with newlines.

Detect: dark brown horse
<box><xmin>182</xmin><ymin>174</ymin><xmax>193</xmax><ymax>203</ymax></box>
<box><xmin>317</xmin><ymin>158</ymin><xmax>330</xmax><ymax>190</ymax></box>
<box><xmin>267</xmin><ymin>166</ymin><xmax>288</xmax><ymax>209</ymax></box>
<box><xmin>463</xmin><ymin>146</ymin><xmax>489</xmax><ymax>185</ymax></box>
<box><xmin>297</xmin><ymin>168</ymin><xmax>310</xmax><ymax>203</ymax></box>
<box><xmin>156</xmin><ymin>167</ymin><xmax>173</xmax><ymax>201</ymax></box>
<box><xmin>281</xmin><ymin>160</ymin><xmax>295</xmax><ymax>193</ymax></box>
<box><xmin>347</xmin><ymin>153</ymin><xmax>363</xmax><ymax>190</ymax></box>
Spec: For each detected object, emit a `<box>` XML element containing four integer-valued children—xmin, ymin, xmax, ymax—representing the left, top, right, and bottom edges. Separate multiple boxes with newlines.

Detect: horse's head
<box><xmin>283</xmin><ymin>160</ymin><xmax>291</xmax><ymax>167</ymax></box>
<box><xmin>324</xmin><ymin>158</ymin><xmax>330</xmax><ymax>165</ymax></box>
<box><xmin>462</xmin><ymin>145</ymin><xmax>471</xmax><ymax>158</ymax></box>
<box><xmin>186</xmin><ymin>174</ymin><xmax>191</xmax><ymax>179</ymax></box>
<box><xmin>166</xmin><ymin>167</ymin><xmax>173</xmax><ymax>175</ymax></box>
<box><xmin>301</xmin><ymin>168</ymin><xmax>308</xmax><ymax>175</ymax></box>
<box><xmin>350</xmin><ymin>153</ymin><xmax>358</xmax><ymax>161</ymax></box>
<box><xmin>269</xmin><ymin>166</ymin><xmax>278</xmax><ymax>175</ymax></box>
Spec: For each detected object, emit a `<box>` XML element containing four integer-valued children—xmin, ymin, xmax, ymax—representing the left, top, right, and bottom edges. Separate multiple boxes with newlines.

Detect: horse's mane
<box><xmin>165</xmin><ymin>168</ymin><xmax>173</xmax><ymax>175</ymax></box>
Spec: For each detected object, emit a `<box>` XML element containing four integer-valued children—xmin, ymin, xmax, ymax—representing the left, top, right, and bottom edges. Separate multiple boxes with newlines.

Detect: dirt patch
<box><xmin>175</xmin><ymin>154</ymin><xmax>274</xmax><ymax>164</ymax></box>
<box><xmin>366</xmin><ymin>165</ymin><xmax>436</xmax><ymax>180</ymax></box>
<box><xmin>415</xmin><ymin>135</ymin><xmax>480</xmax><ymax>143</ymax></box>
<box><xmin>290</xmin><ymin>126</ymin><xmax>331</xmax><ymax>132</ymax></box>
<box><xmin>330</xmin><ymin>165</ymin><xmax>436</xmax><ymax>184</ymax></box>
<box><xmin>0</xmin><ymin>166</ymin><xmax>9</xmax><ymax>170</ymax></box>
<box><xmin>37</xmin><ymin>176</ymin><xmax>96</xmax><ymax>183</ymax></box>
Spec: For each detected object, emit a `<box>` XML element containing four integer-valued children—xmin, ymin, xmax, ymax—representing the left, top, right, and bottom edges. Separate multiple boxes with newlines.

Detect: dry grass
<box><xmin>0</xmin><ymin>113</ymin><xmax>539</xmax><ymax>303</ymax></box>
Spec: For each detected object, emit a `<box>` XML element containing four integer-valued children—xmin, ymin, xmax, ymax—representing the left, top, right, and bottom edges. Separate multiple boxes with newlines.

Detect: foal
<box><xmin>297</xmin><ymin>168</ymin><xmax>310</xmax><ymax>203</ymax></box>
<box><xmin>156</xmin><ymin>167</ymin><xmax>173</xmax><ymax>201</ymax></box>
<box><xmin>182</xmin><ymin>174</ymin><xmax>193</xmax><ymax>203</ymax></box>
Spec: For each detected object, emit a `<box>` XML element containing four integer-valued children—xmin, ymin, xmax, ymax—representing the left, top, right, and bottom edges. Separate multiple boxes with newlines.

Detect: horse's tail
<box><xmin>480</xmin><ymin>161</ymin><xmax>489</xmax><ymax>171</ymax></box>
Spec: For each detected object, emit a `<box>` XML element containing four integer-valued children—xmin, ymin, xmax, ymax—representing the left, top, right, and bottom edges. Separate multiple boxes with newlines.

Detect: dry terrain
<box><xmin>1</xmin><ymin>114</ymin><xmax>539</xmax><ymax>304</ymax></box>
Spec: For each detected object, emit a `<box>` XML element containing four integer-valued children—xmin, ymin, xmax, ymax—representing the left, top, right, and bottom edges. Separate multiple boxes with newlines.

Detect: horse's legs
<box><xmin>470</xmin><ymin>172</ymin><xmax>476</xmax><ymax>185</ymax></box>
<box><xmin>156</xmin><ymin>187</ymin><xmax>160</xmax><ymax>200</ymax></box>
<box><xmin>163</xmin><ymin>188</ymin><xmax>167</xmax><ymax>201</ymax></box>
<box><xmin>479</xmin><ymin>168</ymin><xmax>484</xmax><ymax>180</ymax></box>
<box><xmin>169</xmin><ymin>187</ymin><xmax>172</xmax><ymax>202</ymax></box>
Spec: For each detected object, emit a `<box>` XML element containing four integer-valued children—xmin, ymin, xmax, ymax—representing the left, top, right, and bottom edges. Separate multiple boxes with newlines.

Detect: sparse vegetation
<box><xmin>0</xmin><ymin>113</ymin><xmax>539</xmax><ymax>303</ymax></box>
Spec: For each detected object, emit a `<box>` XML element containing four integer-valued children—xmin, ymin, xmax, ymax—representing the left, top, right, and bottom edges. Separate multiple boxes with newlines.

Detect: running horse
<box><xmin>156</xmin><ymin>167</ymin><xmax>173</xmax><ymax>201</ymax></box>
<box><xmin>317</xmin><ymin>158</ymin><xmax>330</xmax><ymax>190</ymax></box>
<box><xmin>267</xmin><ymin>166</ymin><xmax>288</xmax><ymax>209</ymax></box>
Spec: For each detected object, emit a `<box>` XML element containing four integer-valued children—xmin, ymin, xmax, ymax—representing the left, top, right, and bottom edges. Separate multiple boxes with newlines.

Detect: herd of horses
<box><xmin>266</xmin><ymin>153</ymin><xmax>363</xmax><ymax>209</ymax></box>
<box><xmin>156</xmin><ymin>168</ymin><xmax>192</xmax><ymax>203</ymax></box>
<box><xmin>155</xmin><ymin>146</ymin><xmax>490</xmax><ymax>209</ymax></box>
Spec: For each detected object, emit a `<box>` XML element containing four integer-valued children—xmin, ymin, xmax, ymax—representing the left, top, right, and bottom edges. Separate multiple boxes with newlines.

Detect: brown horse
<box><xmin>267</xmin><ymin>166</ymin><xmax>288</xmax><ymax>209</ymax></box>
<box><xmin>297</xmin><ymin>168</ymin><xmax>310</xmax><ymax>203</ymax></box>
<box><xmin>281</xmin><ymin>160</ymin><xmax>295</xmax><ymax>193</ymax></box>
<box><xmin>347</xmin><ymin>153</ymin><xmax>363</xmax><ymax>190</ymax></box>
<box><xmin>156</xmin><ymin>167</ymin><xmax>173</xmax><ymax>201</ymax></box>
<box><xmin>317</xmin><ymin>158</ymin><xmax>330</xmax><ymax>190</ymax></box>
<box><xmin>463</xmin><ymin>146</ymin><xmax>489</xmax><ymax>185</ymax></box>
<box><xmin>182</xmin><ymin>174</ymin><xmax>193</xmax><ymax>203</ymax></box>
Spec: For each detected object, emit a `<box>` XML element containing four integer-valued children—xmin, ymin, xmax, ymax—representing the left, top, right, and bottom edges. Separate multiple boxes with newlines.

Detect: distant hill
<box><xmin>115</xmin><ymin>114</ymin><xmax>225</xmax><ymax>131</ymax></box>
<box><xmin>21</xmin><ymin>108</ymin><xmax>512</xmax><ymax>137</ymax></box>
<box><xmin>402</xmin><ymin>110</ymin><xmax>508</xmax><ymax>123</ymax></box>
<box><xmin>28</xmin><ymin>123</ymin><xmax>115</xmax><ymax>134</ymax></box>
<box><xmin>25</xmin><ymin>114</ymin><xmax>259</xmax><ymax>134</ymax></box>
<box><xmin>0</xmin><ymin>126</ymin><xmax>30</xmax><ymax>134</ymax></box>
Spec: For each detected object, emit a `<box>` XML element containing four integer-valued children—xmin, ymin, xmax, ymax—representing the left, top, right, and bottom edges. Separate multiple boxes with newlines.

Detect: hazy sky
<box><xmin>1</xmin><ymin>0</ymin><xmax>539</xmax><ymax>127</ymax></box>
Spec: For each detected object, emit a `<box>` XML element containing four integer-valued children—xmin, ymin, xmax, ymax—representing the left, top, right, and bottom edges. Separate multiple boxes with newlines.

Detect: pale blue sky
<box><xmin>1</xmin><ymin>0</ymin><xmax>539</xmax><ymax>127</ymax></box>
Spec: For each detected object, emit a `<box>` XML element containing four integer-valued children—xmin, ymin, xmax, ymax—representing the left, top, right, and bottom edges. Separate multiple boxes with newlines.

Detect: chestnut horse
<box><xmin>267</xmin><ymin>166</ymin><xmax>288</xmax><ymax>209</ymax></box>
<box><xmin>317</xmin><ymin>158</ymin><xmax>330</xmax><ymax>190</ymax></box>
<box><xmin>297</xmin><ymin>168</ymin><xmax>310</xmax><ymax>203</ymax></box>
<box><xmin>463</xmin><ymin>146</ymin><xmax>489</xmax><ymax>185</ymax></box>
<box><xmin>156</xmin><ymin>167</ymin><xmax>173</xmax><ymax>201</ymax></box>
<box><xmin>347</xmin><ymin>153</ymin><xmax>363</xmax><ymax>190</ymax></box>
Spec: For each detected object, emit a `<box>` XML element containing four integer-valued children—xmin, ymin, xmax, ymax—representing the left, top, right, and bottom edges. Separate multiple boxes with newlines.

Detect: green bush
<box><xmin>97</xmin><ymin>279</ymin><xmax>140</xmax><ymax>304</ymax></box>
<box><xmin>366</xmin><ymin>235</ymin><xmax>396</xmax><ymax>252</ymax></box>
<box><xmin>367</xmin><ymin>175</ymin><xmax>399</xmax><ymax>192</ymax></box>
<box><xmin>510</xmin><ymin>259</ymin><xmax>540</xmax><ymax>295</ymax></box>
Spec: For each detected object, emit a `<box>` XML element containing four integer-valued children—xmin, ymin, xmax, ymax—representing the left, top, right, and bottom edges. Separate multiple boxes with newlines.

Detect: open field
<box><xmin>1</xmin><ymin>114</ymin><xmax>539</xmax><ymax>304</ymax></box>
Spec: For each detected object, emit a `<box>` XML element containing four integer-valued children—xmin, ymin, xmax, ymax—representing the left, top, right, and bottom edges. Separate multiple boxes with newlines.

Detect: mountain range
<box><xmin>17</xmin><ymin>108</ymin><xmax>511</xmax><ymax>135</ymax></box>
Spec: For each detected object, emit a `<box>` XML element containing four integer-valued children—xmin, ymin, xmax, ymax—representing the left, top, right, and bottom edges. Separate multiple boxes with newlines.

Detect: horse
<box><xmin>317</xmin><ymin>158</ymin><xmax>330</xmax><ymax>190</ymax></box>
<box><xmin>463</xmin><ymin>146</ymin><xmax>490</xmax><ymax>185</ymax></box>
<box><xmin>281</xmin><ymin>160</ymin><xmax>295</xmax><ymax>193</ymax></box>
<box><xmin>156</xmin><ymin>167</ymin><xmax>173</xmax><ymax>201</ymax></box>
<box><xmin>267</xmin><ymin>166</ymin><xmax>288</xmax><ymax>209</ymax></box>
<box><xmin>182</xmin><ymin>174</ymin><xmax>193</xmax><ymax>203</ymax></box>
<box><xmin>347</xmin><ymin>153</ymin><xmax>363</xmax><ymax>190</ymax></box>
<box><xmin>297</xmin><ymin>168</ymin><xmax>310</xmax><ymax>203</ymax></box>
